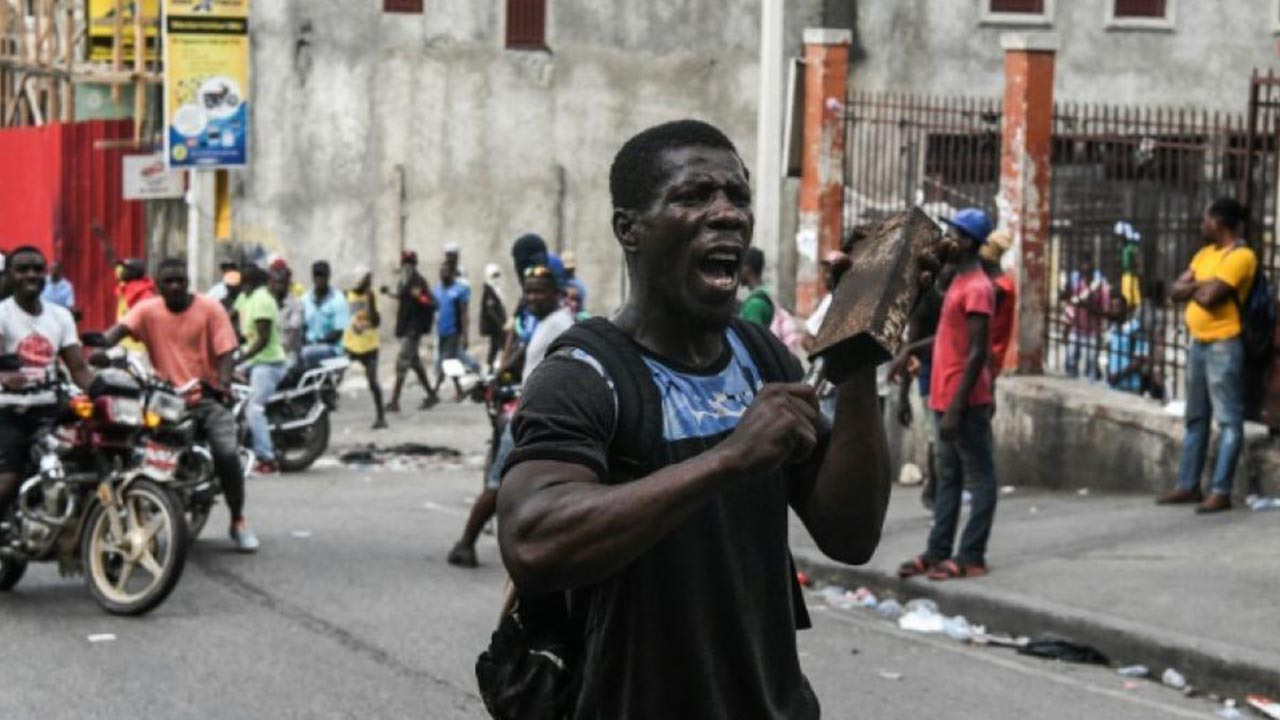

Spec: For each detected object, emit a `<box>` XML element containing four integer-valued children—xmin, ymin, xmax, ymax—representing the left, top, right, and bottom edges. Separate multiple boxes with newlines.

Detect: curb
<box><xmin>794</xmin><ymin>551</ymin><xmax>1280</xmax><ymax>701</ymax></box>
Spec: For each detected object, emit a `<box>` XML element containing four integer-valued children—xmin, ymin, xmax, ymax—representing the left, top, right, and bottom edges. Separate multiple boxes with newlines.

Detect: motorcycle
<box><xmin>0</xmin><ymin>361</ymin><xmax>188</xmax><ymax>616</ymax></box>
<box><xmin>233</xmin><ymin>356</ymin><xmax>348</xmax><ymax>473</ymax></box>
<box><xmin>131</xmin><ymin>365</ymin><xmax>254</xmax><ymax>541</ymax></box>
<box><xmin>478</xmin><ymin>368</ymin><xmax>521</xmax><ymax>480</ymax></box>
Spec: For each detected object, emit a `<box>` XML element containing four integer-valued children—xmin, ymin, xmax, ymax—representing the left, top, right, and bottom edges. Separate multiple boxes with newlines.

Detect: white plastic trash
<box><xmin>875</xmin><ymin>599</ymin><xmax>904</xmax><ymax>620</ymax></box>
<box><xmin>1161</xmin><ymin>668</ymin><xmax>1187</xmax><ymax>690</ymax></box>
<box><xmin>898</xmin><ymin>463</ymin><xmax>924</xmax><ymax>486</ymax></box>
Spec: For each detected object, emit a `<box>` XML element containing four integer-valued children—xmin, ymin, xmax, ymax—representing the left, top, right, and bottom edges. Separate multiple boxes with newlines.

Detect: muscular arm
<box><xmin>498</xmin><ymin>377</ymin><xmax>818</xmax><ymax>595</ymax></box>
<box><xmin>498</xmin><ymin>453</ymin><xmax>739</xmax><ymax>594</ymax></box>
<box><xmin>789</xmin><ymin>367</ymin><xmax>891</xmax><ymax>565</ymax></box>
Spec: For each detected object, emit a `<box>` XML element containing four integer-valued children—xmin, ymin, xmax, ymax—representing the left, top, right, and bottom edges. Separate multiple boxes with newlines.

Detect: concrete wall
<box><xmin>233</xmin><ymin>0</ymin><xmax>837</xmax><ymax>324</ymax></box>
<box><xmin>852</xmin><ymin>0</ymin><xmax>1279</xmax><ymax>109</ymax></box>
<box><xmin>887</xmin><ymin>375</ymin><xmax>1276</xmax><ymax>498</ymax></box>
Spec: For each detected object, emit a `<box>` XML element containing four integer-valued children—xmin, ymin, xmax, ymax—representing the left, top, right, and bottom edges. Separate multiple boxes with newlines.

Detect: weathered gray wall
<box><xmin>853</xmin><ymin>0</ymin><xmax>1278</xmax><ymax>109</ymax></box>
<box><xmin>235</xmin><ymin>0</ymin><xmax>834</xmax><ymax>323</ymax></box>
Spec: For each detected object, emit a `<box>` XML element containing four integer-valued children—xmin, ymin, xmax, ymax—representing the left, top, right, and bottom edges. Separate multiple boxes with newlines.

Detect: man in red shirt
<box><xmin>898</xmin><ymin>208</ymin><xmax>997</xmax><ymax>581</ymax></box>
<box><xmin>99</xmin><ymin>258</ymin><xmax>259</xmax><ymax>553</ymax></box>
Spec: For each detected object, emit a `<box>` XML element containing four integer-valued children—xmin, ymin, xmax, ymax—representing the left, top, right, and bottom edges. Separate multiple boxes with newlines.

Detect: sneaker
<box><xmin>253</xmin><ymin>460</ymin><xmax>280</xmax><ymax>476</ymax></box>
<box><xmin>420</xmin><ymin>396</ymin><xmax>440</xmax><ymax>410</ymax></box>
<box><xmin>372</xmin><ymin>417</ymin><xmax>389</xmax><ymax>430</ymax></box>
<box><xmin>1195</xmin><ymin>493</ymin><xmax>1232</xmax><ymax>514</ymax></box>
<box><xmin>447</xmin><ymin>543</ymin><xmax>478</xmax><ymax>568</ymax></box>
<box><xmin>1156</xmin><ymin>488</ymin><xmax>1203</xmax><ymax>505</ymax></box>
<box><xmin>229</xmin><ymin>523</ymin><xmax>260</xmax><ymax>553</ymax></box>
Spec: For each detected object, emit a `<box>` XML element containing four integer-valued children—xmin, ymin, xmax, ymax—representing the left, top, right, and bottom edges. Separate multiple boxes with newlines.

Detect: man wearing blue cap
<box><xmin>898</xmin><ymin>208</ymin><xmax>999</xmax><ymax>581</ymax></box>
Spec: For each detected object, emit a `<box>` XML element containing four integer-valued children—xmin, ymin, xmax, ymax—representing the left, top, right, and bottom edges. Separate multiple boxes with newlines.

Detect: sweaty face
<box><xmin>524</xmin><ymin>276</ymin><xmax>559</xmax><ymax>318</ymax></box>
<box><xmin>627</xmin><ymin>146</ymin><xmax>753</xmax><ymax>327</ymax></box>
<box><xmin>8</xmin><ymin>252</ymin><xmax>46</xmax><ymax>300</ymax></box>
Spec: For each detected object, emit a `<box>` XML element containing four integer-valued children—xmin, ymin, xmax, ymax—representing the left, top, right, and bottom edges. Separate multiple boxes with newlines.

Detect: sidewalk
<box><xmin>791</xmin><ymin>486</ymin><xmax>1280</xmax><ymax>699</ymax></box>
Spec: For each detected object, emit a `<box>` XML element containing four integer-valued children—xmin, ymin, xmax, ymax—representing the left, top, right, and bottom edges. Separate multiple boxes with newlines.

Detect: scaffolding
<box><xmin>0</xmin><ymin>0</ymin><xmax>162</xmax><ymax>139</ymax></box>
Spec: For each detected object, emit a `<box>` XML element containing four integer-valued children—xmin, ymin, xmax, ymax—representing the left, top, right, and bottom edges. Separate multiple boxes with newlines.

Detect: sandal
<box><xmin>897</xmin><ymin>555</ymin><xmax>938</xmax><ymax>579</ymax></box>
<box><xmin>926</xmin><ymin>559</ymin><xmax>988</xmax><ymax>581</ymax></box>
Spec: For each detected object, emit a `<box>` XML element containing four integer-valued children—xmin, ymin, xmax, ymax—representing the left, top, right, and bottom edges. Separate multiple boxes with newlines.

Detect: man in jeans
<box><xmin>431</xmin><ymin>261</ymin><xmax>480</xmax><ymax>401</ymax></box>
<box><xmin>236</xmin><ymin>265</ymin><xmax>288</xmax><ymax>474</ymax></box>
<box><xmin>898</xmin><ymin>208</ymin><xmax>997</xmax><ymax>581</ymax></box>
<box><xmin>101</xmin><ymin>258</ymin><xmax>258</xmax><ymax>551</ymax></box>
<box><xmin>1158</xmin><ymin>198</ymin><xmax>1257</xmax><ymax>514</ymax></box>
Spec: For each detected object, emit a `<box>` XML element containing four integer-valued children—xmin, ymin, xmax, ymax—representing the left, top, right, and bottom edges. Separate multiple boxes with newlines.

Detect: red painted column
<box><xmin>795</xmin><ymin>28</ymin><xmax>850</xmax><ymax>316</ymax></box>
<box><xmin>998</xmin><ymin>33</ymin><xmax>1057</xmax><ymax>375</ymax></box>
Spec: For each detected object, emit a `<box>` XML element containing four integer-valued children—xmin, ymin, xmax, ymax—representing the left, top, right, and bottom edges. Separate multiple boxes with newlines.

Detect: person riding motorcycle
<box><xmin>0</xmin><ymin>246</ymin><xmax>95</xmax><ymax>528</ymax></box>
<box><xmin>94</xmin><ymin>257</ymin><xmax>259</xmax><ymax>553</ymax></box>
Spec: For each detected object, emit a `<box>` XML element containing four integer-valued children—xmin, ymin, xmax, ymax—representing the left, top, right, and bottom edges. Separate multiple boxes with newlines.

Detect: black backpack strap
<box><xmin>728</xmin><ymin>316</ymin><xmax>801</xmax><ymax>384</ymax></box>
<box><xmin>546</xmin><ymin>317</ymin><xmax>663</xmax><ymax>480</ymax></box>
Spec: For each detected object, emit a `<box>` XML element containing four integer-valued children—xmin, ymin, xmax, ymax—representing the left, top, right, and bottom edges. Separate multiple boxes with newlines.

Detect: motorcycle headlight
<box><xmin>103</xmin><ymin>397</ymin><xmax>144</xmax><ymax>426</ymax></box>
<box><xmin>148</xmin><ymin>391</ymin><xmax>186</xmax><ymax>423</ymax></box>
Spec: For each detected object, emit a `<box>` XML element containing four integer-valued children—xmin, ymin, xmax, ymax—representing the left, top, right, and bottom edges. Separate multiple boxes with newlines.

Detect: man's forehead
<box><xmin>658</xmin><ymin>145</ymin><xmax>746</xmax><ymax>181</ymax></box>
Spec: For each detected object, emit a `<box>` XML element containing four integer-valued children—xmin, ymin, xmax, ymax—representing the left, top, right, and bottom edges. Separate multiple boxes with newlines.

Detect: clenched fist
<box><xmin>714</xmin><ymin>383</ymin><xmax>822</xmax><ymax>478</ymax></box>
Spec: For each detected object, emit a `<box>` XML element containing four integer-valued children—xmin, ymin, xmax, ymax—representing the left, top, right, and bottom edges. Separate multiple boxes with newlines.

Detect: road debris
<box><xmin>87</xmin><ymin>634</ymin><xmax>116</xmax><ymax>643</ymax></box>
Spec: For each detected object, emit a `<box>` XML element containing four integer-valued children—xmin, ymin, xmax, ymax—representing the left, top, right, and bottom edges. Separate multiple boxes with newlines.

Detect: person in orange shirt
<box><xmin>1158</xmin><ymin>198</ymin><xmax>1257</xmax><ymax>514</ymax></box>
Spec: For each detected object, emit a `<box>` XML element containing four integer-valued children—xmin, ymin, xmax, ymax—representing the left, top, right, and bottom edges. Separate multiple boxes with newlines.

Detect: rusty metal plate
<box><xmin>809</xmin><ymin>207</ymin><xmax>941</xmax><ymax>381</ymax></box>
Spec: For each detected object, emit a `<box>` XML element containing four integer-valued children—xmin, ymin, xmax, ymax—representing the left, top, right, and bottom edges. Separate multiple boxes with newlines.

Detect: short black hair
<box><xmin>609</xmin><ymin>120</ymin><xmax>745</xmax><ymax>211</ymax></box>
<box><xmin>1208</xmin><ymin>197</ymin><xmax>1247</xmax><ymax>232</ymax></box>
<box><xmin>312</xmin><ymin>260</ymin><xmax>331</xmax><ymax>276</ymax></box>
<box><xmin>7</xmin><ymin>245</ymin><xmax>46</xmax><ymax>263</ymax></box>
<box><xmin>157</xmin><ymin>257</ymin><xmax>187</xmax><ymax>273</ymax></box>
<box><xmin>744</xmin><ymin>247</ymin><xmax>765</xmax><ymax>277</ymax></box>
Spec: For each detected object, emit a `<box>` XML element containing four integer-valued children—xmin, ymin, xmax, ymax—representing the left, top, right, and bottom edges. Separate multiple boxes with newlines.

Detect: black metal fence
<box><xmin>1046</xmin><ymin>90</ymin><xmax>1277</xmax><ymax>399</ymax></box>
<box><xmin>842</xmin><ymin>92</ymin><xmax>1002</xmax><ymax>237</ymax></box>
<box><xmin>841</xmin><ymin>85</ymin><xmax>1279</xmax><ymax>401</ymax></box>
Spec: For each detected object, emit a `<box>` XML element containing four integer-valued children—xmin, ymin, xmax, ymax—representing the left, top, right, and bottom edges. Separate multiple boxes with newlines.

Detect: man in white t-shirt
<box><xmin>447</xmin><ymin>264</ymin><xmax>574</xmax><ymax>568</ymax></box>
<box><xmin>0</xmin><ymin>246</ymin><xmax>94</xmax><ymax>523</ymax></box>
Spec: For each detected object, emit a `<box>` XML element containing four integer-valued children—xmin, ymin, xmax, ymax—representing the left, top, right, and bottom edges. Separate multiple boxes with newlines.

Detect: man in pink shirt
<box><xmin>898</xmin><ymin>208</ymin><xmax>997</xmax><ymax>581</ymax></box>
<box><xmin>99</xmin><ymin>258</ymin><xmax>259</xmax><ymax>553</ymax></box>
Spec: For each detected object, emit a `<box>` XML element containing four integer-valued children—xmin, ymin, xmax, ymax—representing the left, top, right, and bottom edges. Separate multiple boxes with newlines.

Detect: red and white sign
<box><xmin>123</xmin><ymin>153</ymin><xmax>185</xmax><ymax>200</ymax></box>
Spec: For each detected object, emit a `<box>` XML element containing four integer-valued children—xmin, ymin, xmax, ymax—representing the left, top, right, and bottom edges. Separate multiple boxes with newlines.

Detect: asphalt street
<box><xmin>0</xmin><ymin>386</ymin><xmax>1230</xmax><ymax>719</ymax></box>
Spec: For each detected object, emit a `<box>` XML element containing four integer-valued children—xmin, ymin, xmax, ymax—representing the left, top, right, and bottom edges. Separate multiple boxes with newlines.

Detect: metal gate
<box><xmin>1044</xmin><ymin>82</ymin><xmax>1278</xmax><ymax>399</ymax></box>
<box><xmin>842</xmin><ymin>92</ymin><xmax>1002</xmax><ymax>239</ymax></box>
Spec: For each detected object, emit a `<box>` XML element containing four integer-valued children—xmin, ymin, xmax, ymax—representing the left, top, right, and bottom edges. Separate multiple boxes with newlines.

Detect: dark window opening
<box><xmin>1113</xmin><ymin>0</ymin><xmax>1166</xmax><ymax>18</ymax></box>
<box><xmin>990</xmin><ymin>0</ymin><xmax>1046</xmax><ymax>13</ymax></box>
<box><xmin>506</xmin><ymin>0</ymin><xmax>547</xmax><ymax>50</ymax></box>
<box><xmin>384</xmin><ymin>0</ymin><xmax>424</xmax><ymax>13</ymax></box>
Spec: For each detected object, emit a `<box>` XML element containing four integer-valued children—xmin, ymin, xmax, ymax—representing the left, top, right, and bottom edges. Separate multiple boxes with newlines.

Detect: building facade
<box><xmin>233</xmin><ymin>0</ymin><xmax>850</xmax><ymax>314</ymax></box>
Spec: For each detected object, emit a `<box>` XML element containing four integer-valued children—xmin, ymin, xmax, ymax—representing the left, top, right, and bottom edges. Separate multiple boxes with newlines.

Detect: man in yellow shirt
<box><xmin>1158</xmin><ymin>198</ymin><xmax>1257</xmax><ymax>514</ymax></box>
<box><xmin>344</xmin><ymin>266</ymin><xmax>388</xmax><ymax>430</ymax></box>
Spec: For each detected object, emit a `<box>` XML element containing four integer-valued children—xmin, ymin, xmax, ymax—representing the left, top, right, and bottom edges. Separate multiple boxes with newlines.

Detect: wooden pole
<box><xmin>111</xmin><ymin>0</ymin><xmax>122</xmax><ymax>102</ymax></box>
<box><xmin>132</xmin><ymin>0</ymin><xmax>143</xmax><ymax>139</ymax></box>
<box><xmin>63</xmin><ymin>0</ymin><xmax>73</xmax><ymax>121</ymax></box>
<box><xmin>1</xmin><ymin>0</ymin><xmax>11</xmax><ymax>122</ymax></box>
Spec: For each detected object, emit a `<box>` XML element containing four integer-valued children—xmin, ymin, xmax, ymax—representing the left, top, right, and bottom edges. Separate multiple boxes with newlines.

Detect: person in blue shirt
<box><xmin>300</xmin><ymin>261</ymin><xmax>350</xmax><ymax>366</ymax></box>
<box><xmin>431</xmin><ymin>261</ymin><xmax>481</xmax><ymax>400</ymax></box>
<box><xmin>1105</xmin><ymin>295</ymin><xmax>1156</xmax><ymax>396</ymax></box>
<box><xmin>40</xmin><ymin>261</ymin><xmax>75</xmax><ymax>312</ymax></box>
<box><xmin>561</xmin><ymin>250</ymin><xmax>588</xmax><ymax>312</ymax></box>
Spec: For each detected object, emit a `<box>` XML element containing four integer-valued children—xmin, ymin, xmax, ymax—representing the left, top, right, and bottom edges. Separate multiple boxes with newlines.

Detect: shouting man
<box><xmin>495</xmin><ymin>120</ymin><xmax>891</xmax><ymax>718</ymax></box>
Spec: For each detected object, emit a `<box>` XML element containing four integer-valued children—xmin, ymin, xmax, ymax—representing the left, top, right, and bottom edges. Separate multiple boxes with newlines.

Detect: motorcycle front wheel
<box><xmin>83</xmin><ymin>479</ymin><xmax>188</xmax><ymax>616</ymax></box>
<box><xmin>0</xmin><ymin>555</ymin><xmax>27</xmax><ymax>591</ymax></box>
<box><xmin>276</xmin><ymin>411</ymin><xmax>331</xmax><ymax>473</ymax></box>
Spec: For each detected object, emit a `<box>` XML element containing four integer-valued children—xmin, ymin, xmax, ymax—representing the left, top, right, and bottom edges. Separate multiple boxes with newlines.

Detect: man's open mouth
<box><xmin>696</xmin><ymin>248</ymin><xmax>742</xmax><ymax>292</ymax></box>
